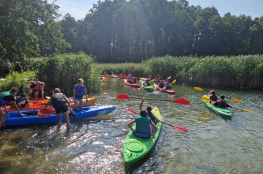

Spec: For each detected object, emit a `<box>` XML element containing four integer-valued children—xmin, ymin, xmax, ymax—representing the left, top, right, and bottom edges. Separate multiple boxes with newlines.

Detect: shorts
<box><xmin>54</xmin><ymin>103</ymin><xmax>68</xmax><ymax>113</ymax></box>
<box><xmin>75</xmin><ymin>98</ymin><xmax>83</xmax><ymax>102</ymax></box>
<box><xmin>3</xmin><ymin>69</ymin><xmax>10</xmax><ymax>74</ymax></box>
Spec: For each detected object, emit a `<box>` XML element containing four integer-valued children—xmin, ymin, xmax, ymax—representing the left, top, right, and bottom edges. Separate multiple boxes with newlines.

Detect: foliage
<box><xmin>59</xmin><ymin>0</ymin><xmax>263</xmax><ymax>63</ymax></box>
<box><xmin>0</xmin><ymin>71</ymin><xmax>36</xmax><ymax>94</ymax></box>
<box><xmin>0</xmin><ymin>0</ymin><xmax>70</xmax><ymax>61</ymax></box>
<box><xmin>96</xmin><ymin>55</ymin><xmax>263</xmax><ymax>89</ymax></box>
<box><xmin>21</xmin><ymin>52</ymin><xmax>100</xmax><ymax>96</ymax></box>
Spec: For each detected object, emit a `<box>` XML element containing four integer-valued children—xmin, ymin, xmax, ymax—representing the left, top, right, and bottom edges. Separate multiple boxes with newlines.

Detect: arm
<box><xmin>150</xmin><ymin>121</ymin><xmax>158</xmax><ymax>135</ymax></box>
<box><xmin>84</xmin><ymin>89</ymin><xmax>88</xmax><ymax>105</ymax></box>
<box><xmin>140</xmin><ymin>98</ymin><xmax>145</xmax><ymax>110</ymax></box>
<box><xmin>41</xmin><ymin>87</ymin><xmax>44</xmax><ymax>99</ymax></box>
<box><xmin>11</xmin><ymin>101</ymin><xmax>24</xmax><ymax>117</ymax></box>
<box><xmin>3</xmin><ymin>105</ymin><xmax>9</xmax><ymax>118</ymax></box>
<box><xmin>127</xmin><ymin>119</ymin><xmax>136</xmax><ymax>131</ymax></box>
<box><xmin>27</xmin><ymin>81</ymin><xmax>37</xmax><ymax>86</ymax></box>
<box><xmin>65</xmin><ymin>97</ymin><xmax>73</xmax><ymax>113</ymax></box>
<box><xmin>44</xmin><ymin>99</ymin><xmax>52</xmax><ymax>109</ymax></box>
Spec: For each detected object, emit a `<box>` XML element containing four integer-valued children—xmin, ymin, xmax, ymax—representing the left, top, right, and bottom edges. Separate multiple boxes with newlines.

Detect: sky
<box><xmin>54</xmin><ymin>0</ymin><xmax>263</xmax><ymax>20</ymax></box>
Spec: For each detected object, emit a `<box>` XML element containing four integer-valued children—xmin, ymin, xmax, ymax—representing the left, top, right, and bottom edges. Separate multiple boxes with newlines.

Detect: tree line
<box><xmin>1</xmin><ymin>0</ymin><xmax>263</xmax><ymax>63</ymax></box>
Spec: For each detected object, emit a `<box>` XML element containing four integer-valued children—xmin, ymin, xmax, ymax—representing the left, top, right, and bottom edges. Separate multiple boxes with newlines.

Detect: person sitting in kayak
<box><xmin>128</xmin><ymin>73</ymin><xmax>132</xmax><ymax>79</ymax></box>
<box><xmin>158</xmin><ymin>81</ymin><xmax>165</xmax><ymax>88</ymax></box>
<box><xmin>133</xmin><ymin>78</ymin><xmax>137</xmax><ymax>84</ymax></box>
<box><xmin>140</xmin><ymin>98</ymin><xmax>158</xmax><ymax>125</ymax></box>
<box><xmin>148</xmin><ymin>75</ymin><xmax>152</xmax><ymax>80</ymax></box>
<box><xmin>210</xmin><ymin>96</ymin><xmax>236</xmax><ymax>108</ymax></box>
<box><xmin>27</xmin><ymin>81</ymin><xmax>45</xmax><ymax>99</ymax></box>
<box><xmin>144</xmin><ymin>80</ymin><xmax>151</xmax><ymax>86</ymax></box>
<box><xmin>104</xmin><ymin>72</ymin><xmax>107</xmax><ymax>76</ymax></box>
<box><xmin>73</xmin><ymin>78</ymin><xmax>88</xmax><ymax>108</ymax></box>
<box><xmin>128</xmin><ymin>78</ymin><xmax>133</xmax><ymax>84</ymax></box>
<box><xmin>164</xmin><ymin>82</ymin><xmax>172</xmax><ymax>90</ymax></box>
<box><xmin>0</xmin><ymin>87</ymin><xmax>24</xmax><ymax>129</ymax></box>
<box><xmin>208</xmin><ymin>90</ymin><xmax>218</xmax><ymax>101</ymax></box>
<box><xmin>15</xmin><ymin>93</ymin><xmax>30</xmax><ymax>110</ymax></box>
<box><xmin>45</xmin><ymin>88</ymin><xmax>73</xmax><ymax>130</ymax></box>
<box><xmin>127</xmin><ymin>110</ymin><xmax>157</xmax><ymax>139</ymax></box>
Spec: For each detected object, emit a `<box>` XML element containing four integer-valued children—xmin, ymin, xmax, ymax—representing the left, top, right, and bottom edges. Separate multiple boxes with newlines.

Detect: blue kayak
<box><xmin>5</xmin><ymin>106</ymin><xmax>116</xmax><ymax>126</ymax></box>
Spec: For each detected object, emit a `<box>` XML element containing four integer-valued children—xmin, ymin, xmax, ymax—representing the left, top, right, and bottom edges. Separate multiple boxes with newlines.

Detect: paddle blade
<box><xmin>83</xmin><ymin>95</ymin><xmax>89</xmax><ymax>99</ymax></box>
<box><xmin>241</xmin><ymin>110</ymin><xmax>253</xmax><ymax>113</ymax></box>
<box><xmin>46</xmin><ymin>96</ymin><xmax>51</xmax><ymax>99</ymax></box>
<box><xmin>117</xmin><ymin>94</ymin><xmax>130</xmax><ymax>99</ymax></box>
<box><xmin>167</xmin><ymin>76</ymin><xmax>171</xmax><ymax>80</ymax></box>
<box><xmin>174</xmin><ymin>99</ymin><xmax>190</xmax><ymax>105</ymax></box>
<box><xmin>194</xmin><ymin>87</ymin><xmax>204</xmax><ymax>91</ymax></box>
<box><xmin>172</xmin><ymin>80</ymin><xmax>176</xmax><ymax>83</ymax></box>
<box><xmin>104</xmin><ymin>79</ymin><xmax>108</xmax><ymax>81</ymax></box>
<box><xmin>127</xmin><ymin>109</ymin><xmax>137</xmax><ymax>114</ymax></box>
<box><xmin>174</xmin><ymin>126</ymin><xmax>188</xmax><ymax>133</ymax></box>
<box><xmin>151</xmin><ymin>79</ymin><xmax>155</xmax><ymax>82</ymax></box>
<box><xmin>232</xmin><ymin>98</ymin><xmax>241</xmax><ymax>103</ymax></box>
<box><xmin>202</xmin><ymin>96</ymin><xmax>211</xmax><ymax>102</ymax></box>
<box><xmin>139</xmin><ymin>77</ymin><xmax>142</xmax><ymax>80</ymax></box>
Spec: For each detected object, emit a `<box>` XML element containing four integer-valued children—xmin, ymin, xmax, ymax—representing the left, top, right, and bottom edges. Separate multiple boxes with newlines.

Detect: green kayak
<box><xmin>203</xmin><ymin>95</ymin><xmax>232</xmax><ymax>117</ymax></box>
<box><xmin>123</xmin><ymin>107</ymin><xmax>162</xmax><ymax>172</ymax></box>
<box><xmin>141</xmin><ymin>81</ymin><xmax>154</xmax><ymax>92</ymax></box>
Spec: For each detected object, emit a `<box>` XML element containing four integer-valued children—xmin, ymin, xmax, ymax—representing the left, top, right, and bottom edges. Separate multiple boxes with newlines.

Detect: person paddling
<box><xmin>144</xmin><ymin>79</ymin><xmax>151</xmax><ymax>86</ymax></box>
<box><xmin>207</xmin><ymin>90</ymin><xmax>218</xmax><ymax>101</ymax></box>
<box><xmin>164</xmin><ymin>82</ymin><xmax>172</xmax><ymax>90</ymax></box>
<box><xmin>0</xmin><ymin>87</ymin><xmax>24</xmax><ymax>129</ymax></box>
<box><xmin>45</xmin><ymin>88</ymin><xmax>73</xmax><ymax>130</ymax></box>
<box><xmin>158</xmin><ymin>81</ymin><xmax>165</xmax><ymax>88</ymax></box>
<box><xmin>210</xmin><ymin>96</ymin><xmax>236</xmax><ymax>109</ymax></box>
<box><xmin>133</xmin><ymin>78</ymin><xmax>137</xmax><ymax>84</ymax></box>
<box><xmin>27</xmin><ymin>81</ymin><xmax>45</xmax><ymax>98</ymax></box>
<box><xmin>140</xmin><ymin>98</ymin><xmax>158</xmax><ymax>125</ymax></box>
<box><xmin>127</xmin><ymin>109</ymin><xmax>157</xmax><ymax>139</ymax></box>
<box><xmin>128</xmin><ymin>78</ymin><xmax>133</xmax><ymax>84</ymax></box>
<box><xmin>73</xmin><ymin>78</ymin><xmax>88</xmax><ymax>108</ymax></box>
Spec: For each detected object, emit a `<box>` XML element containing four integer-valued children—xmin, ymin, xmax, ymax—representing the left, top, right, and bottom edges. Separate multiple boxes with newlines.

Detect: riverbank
<box><xmin>95</xmin><ymin>55</ymin><xmax>263</xmax><ymax>89</ymax></box>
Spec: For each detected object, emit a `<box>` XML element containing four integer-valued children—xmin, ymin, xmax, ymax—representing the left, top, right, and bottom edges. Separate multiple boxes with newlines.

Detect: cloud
<box><xmin>55</xmin><ymin>0</ymin><xmax>92</xmax><ymax>19</ymax></box>
<box><xmin>245</xmin><ymin>1</ymin><xmax>254</xmax><ymax>5</ymax></box>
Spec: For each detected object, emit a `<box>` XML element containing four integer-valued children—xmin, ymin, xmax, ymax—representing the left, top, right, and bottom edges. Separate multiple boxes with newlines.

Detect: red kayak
<box><xmin>120</xmin><ymin>74</ymin><xmax>138</xmax><ymax>80</ymax></box>
<box><xmin>154</xmin><ymin>84</ymin><xmax>175</xmax><ymax>94</ymax></box>
<box><xmin>124</xmin><ymin>79</ymin><xmax>141</xmax><ymax>88</ymax></box>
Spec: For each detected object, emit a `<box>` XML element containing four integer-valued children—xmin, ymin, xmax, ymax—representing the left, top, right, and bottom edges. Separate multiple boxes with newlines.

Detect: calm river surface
<box><xmin>0</xmin><ymin>79</ymin><xmax>262</xmax><ymax>173</ymax></box>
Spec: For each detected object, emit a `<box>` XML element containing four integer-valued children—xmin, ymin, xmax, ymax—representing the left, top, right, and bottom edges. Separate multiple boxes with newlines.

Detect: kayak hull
<box><xmin>123</xmin><ymin>108</ymin><xmax>162</xmax><ymax>172</ymax></box>
<box><xmin>124</xmin><ymin>79</ymin><xmax>141</xmax><ymax>88</ymax></box>
<box><xmin>5</xmin><ymin>106</ymin><xmax>116</xmax><ymax>126</ymax></box>
<box><xmin>141</xmin><ymin>82</ymin><xmax>154</xmax><ymax>92</ymax></box>
<box><xmin>153</xmin><ymin>84</ymin><xmax>175</xmax><ymax>95</ymax></box>
<box><xmin>5</xmin><ymin>97</ymin><xmax>98</xmax><ymax>112</ymax></box>
<box><xmin>203</xmin><ymin>95</ymin><xmax>232</xmax><ymax>117</ymax></box>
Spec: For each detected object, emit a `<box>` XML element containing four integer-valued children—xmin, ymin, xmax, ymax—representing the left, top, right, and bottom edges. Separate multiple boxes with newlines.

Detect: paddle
<box><xmin>126</xmin><ymin>109</ymin><xmax>188</xmax><ymax>133</ymax></box>
<box><xmin>117</xmin><ymin>94</ymin><xmax>190</xmax><ymax>105</ymax></box>
<box><xmin>103</xmin><ymin>79</ymin><xmax>108</xmax><ymax>81</ymax></box>
<box><xmin>202</xmin><ymin>96</ymin><xmax>252</xmax><ymax>113</ymax></box>
<box><xmin>195</xmin><ymin>87</ymin><xmax>241</xmax><ymax>103</ymax></box>
<box><xmin>37</xmin><ymin>109</ymin><xmax>55</xmax><ymax>117</ymax></box>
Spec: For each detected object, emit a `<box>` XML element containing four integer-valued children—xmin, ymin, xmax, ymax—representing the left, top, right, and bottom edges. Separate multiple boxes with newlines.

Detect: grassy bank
<box><xmin>95</xmin><ymin>55</ymin><xmax>263</xmax><ymax>89</ymax></box>
<box><xmin>20</xmin><ymin>52</ymin><xmax>101</xmax><ymax>96</ymax></box>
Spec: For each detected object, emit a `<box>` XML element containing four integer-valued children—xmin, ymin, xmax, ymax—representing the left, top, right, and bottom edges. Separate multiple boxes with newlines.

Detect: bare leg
<box><xmin>63</xmin><ymin>111</ymin><xmax>71</xmax><ymax>130</ymax></box>
<box><xmin>2</xmin><ymin>113</ymin><xmax>5</xmax><ymax>128</ymax></box>
<box><xmin>79</xmin><ymin>101</ymin><xmax>83</xmax><ymax>108</ymax></box>
<box><xmin>56</xmin><ymin>113</ymin><xmax>62</xmax><ymax>129</ymax></box>
<box><xmin>74</xmin><ymin>101</ymin><xmax>78</xmax><ymax>108</ymax></box>
<box><xmin>34</xmin><ymin>91</ymin><xmax>39</xmax><ymax>99</ymax></box>
<box><xmin>28</xmin><ymin>88</ymin><xmax>33</xmax><ymax>98</ymax></box>
<box><xmin>0</xmin><ymin>109</ymin><xmax>3</xmax><ymax>129</ymax></box>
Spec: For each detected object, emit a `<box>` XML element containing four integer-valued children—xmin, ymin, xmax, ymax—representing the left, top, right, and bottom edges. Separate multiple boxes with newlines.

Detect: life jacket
<box><xmin>30</xmin><ymin>81</ymin><xmax>43</xmax><ymax>90</ymax></box>
<box><xmin>133</xmin><ymin>78</ymin><xmax>137</xmax><ymax>83</ymax></box>
<box><xmin>210</xmin><ymin>95</ymin><xmax>217</xmax><ymax>101</ymax></box>
<box><xmin>74</xmin><ymin>85</ymin><xmax>86</xmax><ymax>99</ymax></box>
<box><xmin>159</xmin><ymin>83</ymin><xmax>164</xmax><ymax>88</ymax></box>
<box><xmin>133</xmin><ymin>116</ymin><xmax>151</xmax><ymax>139</ymax></box>
<box><xmin>0</xmin><ymin>91</ymin><xmax>14</xmax><ymax>106</ymax></box>
<box><xmin>16</xmin><ymin>97</ymin><xmax>27</xmax><ymax>109</ymax></box>
<box><xmin>145</xmin><ymin>81</ymin><xmax>150</xmax><ymax>86</ymax></box>
<box><xmin>165</xmin><ymin>85</ymin><xmax>172</xmax><ymax>89</ymax></box>
<box><xmin>51</xmin><ymin>93</ymin><xmax>65</xmax><ymax>106</ymax></box>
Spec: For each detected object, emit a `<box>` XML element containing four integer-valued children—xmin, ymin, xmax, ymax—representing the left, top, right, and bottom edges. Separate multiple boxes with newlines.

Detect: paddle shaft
<box><xmin>130</xmin><ymin>96</ymin><xmax>174</xmax><ymax>102</ymax></box>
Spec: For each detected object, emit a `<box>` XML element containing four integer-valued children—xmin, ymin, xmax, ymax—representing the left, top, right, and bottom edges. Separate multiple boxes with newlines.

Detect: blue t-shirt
<box><xmin>74</xmin><ymin>85</ymin><xmax>86</xmax><ymax>99</ymax></box>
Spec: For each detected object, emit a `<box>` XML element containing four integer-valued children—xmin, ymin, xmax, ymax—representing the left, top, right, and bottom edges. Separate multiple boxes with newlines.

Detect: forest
<box><xmin>0</xmin><ymin>0</ymin><xmax>263</xmax><ymax>63</ymax></box>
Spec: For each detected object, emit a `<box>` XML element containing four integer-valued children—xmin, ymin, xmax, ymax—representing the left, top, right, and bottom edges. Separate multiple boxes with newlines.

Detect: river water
<box><xmin>0</xmin><ymin>79</ymin><xmax>262</xmax><ymax>173</ymax></box>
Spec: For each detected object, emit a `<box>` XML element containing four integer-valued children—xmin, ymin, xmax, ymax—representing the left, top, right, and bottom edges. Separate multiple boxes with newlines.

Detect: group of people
<box><xmin>207</xmin><ymin>90</ymin><xmax>235</xmax><ymax>109</ymax></box>
<box><xmin>0</xmin><ymin>78</ymin><xmax>88</xmax><ymax>130</ymax></box>
<box><xmin>2</xmin><ymin>59</ymin><xmax>23</xmax><ymax>77</ymax></box>
<box><xmin>158</xmin><ymin>81</ymin><xmax>172</xmax><ymax>90</ymax></box>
